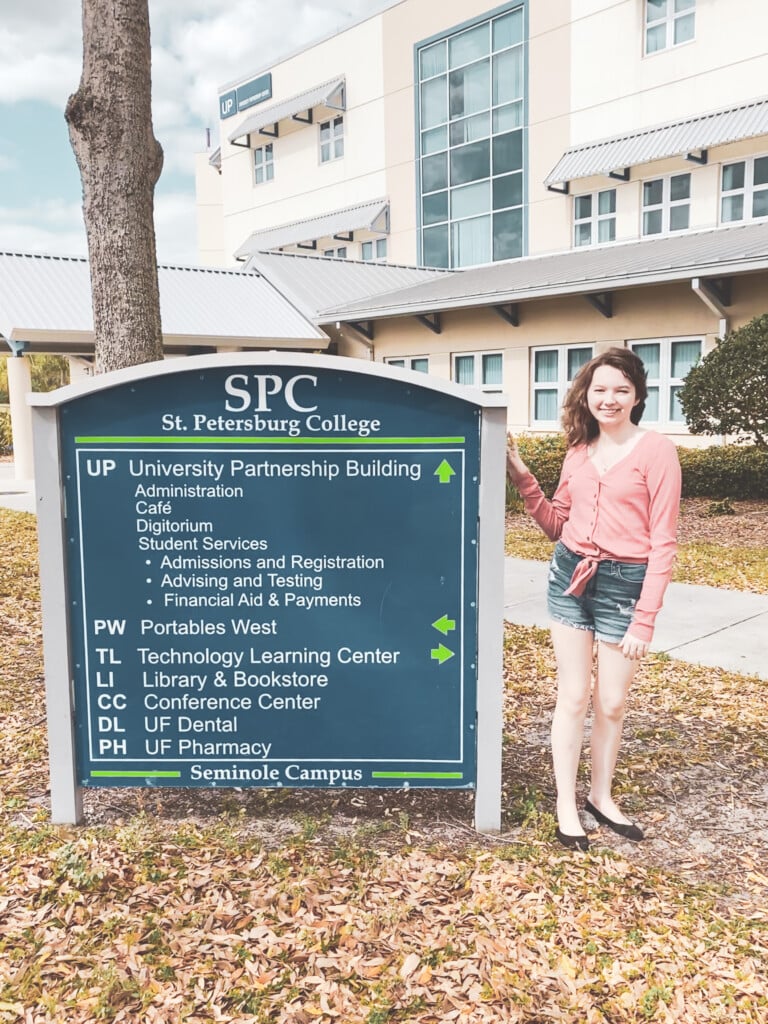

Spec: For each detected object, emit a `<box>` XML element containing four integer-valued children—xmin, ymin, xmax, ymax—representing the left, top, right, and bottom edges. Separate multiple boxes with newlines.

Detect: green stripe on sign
<box><xmin>372</xmin><ymin>772</ymin><xmax>463</xmax><ymax>780</ymax></box>
<box><xmin>74</xmin><ymin>436</ymin><xmax>466</xmax><ymax>445</ymax></box>
<box><xmin>91</xmin><ymin>771</ymin><xmax>181</xmax><ymax>778</ymax></box>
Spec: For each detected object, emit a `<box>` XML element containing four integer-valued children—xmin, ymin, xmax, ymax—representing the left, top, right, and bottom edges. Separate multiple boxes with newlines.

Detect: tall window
<box><xmin>630</xmin><ymin>338</ymin><xmax>701</xmax><ymax>425</ymax></box>
<box><xmin>320</xmin><ymin>116</ymin><xmax>344</xmax><ymax>163</ymax></box>
<box><xmin>386</xmin><ymin>356</ymin><xmax>429</xmax><ymax>373</ymax></box>
<box><xmin>642</xmin><ymin>173</ymin><xmax>690</xmax><ymax>235</ymax></box>
<box><xmin>531</xmin><ymin>345</ymin><xmax>592</xmax><ymax>423</ymax></box>
<box><xmin>721</xmin><ymin>156</ymin><xmax>768</xmax><ymax>223</ymax></box>
<box><xmin>417</xmin><ymin>6</ymin><xmax>526</xmax><ymax>269</ymax></box>
<box><xmin>362</xmin><ymin>238</ymin><xmax>387</xmax><ymax>261</ymax></box>
<box><xmin>253</xmin><ymin>143</ymin><xmax>273</xmax><ymax>185</ymax></box>
<box><xmin>573</xmin><ymin>189</ymin><xmax>616</xmax><ymax>247</ymax></box>
<box><xmin>454</xmin><ymin>351</ymin><xmax>503</xmax><ymax>388</ymax></box>
<box><xmin>645</xmin><ymin>0</ymin><xmax>695</xmax><ymax>54</ymax></box>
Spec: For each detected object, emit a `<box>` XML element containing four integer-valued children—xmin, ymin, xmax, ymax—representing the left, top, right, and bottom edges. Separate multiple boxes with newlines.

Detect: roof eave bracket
<box><xmin>333</xmin><ymin>231</ymin><xmax>354</xmax><ymax>242</ymax></box>
<box><xmin>297</xmin><ymin>241</ymin><xmax>317</xmax><ymax>251</ymax></box>
<box><xmin>585</xmin><ymin>292</ymin><xmax>613</xmax><ymax>318</ymax></box>
<box><xmin>416</xmin><ymin>312</ymin><xmax>442</xmax><ymax>334</ymax></box>
<box><xmin>608</xmin><ymin>168</ymin><xmax>630</xmax><ymax>182</ymax></box>
<box><xmin>546</xmin><ymin>181</ymin><xmax>570</xmax><ymax>195</ymax></box>
<box><xmin>6</xmin><ymin>339</ymin><xmax>28</xmax><ymax>356</ymax></box>
<box><xmin>258</xmin><ymin>123</ymin><xmax>279</xmax><ymax>138</ymax></box>
<box><xmin>292</xmin><ymin>109</ymin><xmax>313</xmax><ymax>125</ymax></box>
<box><xmin>685</xmin><ymin>148</ymin><xmax>708</xmax><ymax>165</ymax></box>
<box><xmin>230</xmin><ymin>136</ymin><xmax>250</xmax><ymax>149</ymax></box>
<box><xmin>493</xmin><ymin>303</ymin><xmax>520</xmax><ymax>327</ymax></box>
<box><xmin>692</xmin><ymin>276</ymin><xmax>731</xmax><ymax>315</ymax></box>
<box><xmin>348</xmin><ymin>320</ymin><xmax>375</xmax><ymax>342</ymax></box>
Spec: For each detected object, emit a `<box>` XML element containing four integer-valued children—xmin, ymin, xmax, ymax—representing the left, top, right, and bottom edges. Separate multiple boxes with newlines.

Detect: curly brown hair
<box><xmin>562</xmin><ymin>347</ymin><xmax>648</xmax><ymax>447</ymax></box>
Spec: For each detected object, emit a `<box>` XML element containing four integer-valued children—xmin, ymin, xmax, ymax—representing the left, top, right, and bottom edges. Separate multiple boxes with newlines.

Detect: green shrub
<box><xmin>507</xmin><ymin>434</ymin><xmax>768</xmax><ymax>504</ymax></box>
<box><xmin>0</xmin><ymin>410</ymin><xmax>11</xmax><ymax>454</ymax></box>
<box><xmin>675</xmin><ymin>443</ymin><xmax>768</xmax><ymax>498</ymax></box>
<box><xmin>678</xmin><ymin>313</ymin><xmax>768</xmax><ymax>448</ymax></box>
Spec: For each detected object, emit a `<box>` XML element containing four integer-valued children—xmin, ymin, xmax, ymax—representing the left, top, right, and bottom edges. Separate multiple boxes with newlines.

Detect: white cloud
<box><xmin>1</xmin><ymin>0</ymin><xmax>387</xmax><ymax>263</ymax></box>
<box><xmin>154</xmin><ymin>191</ymin><xmax>200</xmax><ymax>265</ymax></box>
<box><xmin>0</xmin><ymin>200</ymin><xmax>86</xmax><ymax>257</ymax></box>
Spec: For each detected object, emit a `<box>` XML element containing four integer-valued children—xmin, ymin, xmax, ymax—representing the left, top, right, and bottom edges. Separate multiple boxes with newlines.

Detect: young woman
<box><xmin>506</xmin><ymin>348</ymin><xmax>681</xmax><ymax>850</ymax></box>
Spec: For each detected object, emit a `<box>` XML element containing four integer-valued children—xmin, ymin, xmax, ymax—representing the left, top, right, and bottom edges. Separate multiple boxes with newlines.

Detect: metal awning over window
<box><xmin>227</xmin><ymin>77</ymin><xmax>345</xmax><ymax>146</ymax></box>
<box><xmin>545</xmin><ymin>97</ymin><xmax>768</xmax><ymax>190</ymax></box>
<box><xmin>234</xmin><ymin>199</ymin><xmax>390</xmax><ymax>259</ymax></box>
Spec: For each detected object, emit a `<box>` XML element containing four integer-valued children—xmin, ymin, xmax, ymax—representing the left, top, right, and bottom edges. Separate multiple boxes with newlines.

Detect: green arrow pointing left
<box><xmin>431</xmin><ymin>644</ymin><xmax>455</xmax><ymax>665</ymax></box>
<box><xmin>432</xmin><ymin>614</ymin><xmax>456</xmax><ymax>635</ymax></box>
<box><xmin>434</xmin><ymin>459</ymin><xmax>456</xmax><ymax>484</ymax></box>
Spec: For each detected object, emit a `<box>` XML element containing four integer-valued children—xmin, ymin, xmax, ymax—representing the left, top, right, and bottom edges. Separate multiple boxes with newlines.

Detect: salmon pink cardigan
<box><xmin>516</xmin><ymin>430</ymin><xmax>682</xmax><ymax>642</ymax></box>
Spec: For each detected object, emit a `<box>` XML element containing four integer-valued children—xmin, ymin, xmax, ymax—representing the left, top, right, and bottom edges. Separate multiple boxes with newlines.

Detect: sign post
<box><xmin>30</xmin><ymin>354</ymin><xmax>507</xmax><ymax>831</ymax></box>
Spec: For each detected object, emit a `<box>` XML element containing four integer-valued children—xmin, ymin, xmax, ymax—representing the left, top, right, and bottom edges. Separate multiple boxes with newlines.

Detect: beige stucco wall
<box><xmin>569</xmin><ymin>0</ymin><xmax>768</xmax><ymax>140</ymax></box>
<box><xmin>215</xmin><ymin>14</ymin><xmax>388</xmax><ymax>263</ymax></box>
<box><xmin>194</xmin><ymin>153</ymin><xmax>226</xmax><ymax>266</ymax></box>
<box><xmin>331</xmin><ymin>270</ymin><xmax>768</xmax><ymax>438</ymax></box>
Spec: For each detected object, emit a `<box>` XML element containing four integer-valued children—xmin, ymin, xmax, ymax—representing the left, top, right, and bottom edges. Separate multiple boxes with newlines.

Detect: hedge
<box><xmin>0</xmin><ymin>410</ymin><xmax>11</xmax><ymax>454</ymax></box>
<box><xmin>507</xmin><ymin>434</ymin><xmax>768</xmax><ymax>504</ymax></box>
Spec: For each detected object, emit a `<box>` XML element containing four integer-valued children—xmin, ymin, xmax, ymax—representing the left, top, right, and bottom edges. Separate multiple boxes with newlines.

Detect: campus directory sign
<box><xmin>50</xmin><ymin>360</ymin><xmax>484</xmax><ymax>793</ymax></box>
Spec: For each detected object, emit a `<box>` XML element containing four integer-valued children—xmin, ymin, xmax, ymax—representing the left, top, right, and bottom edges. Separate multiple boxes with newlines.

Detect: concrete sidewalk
<box><xmin>0</xmin><ymin>462</ymin><xmax>35</xmax><ymax>514</ymax></box>
<box><xmin>505</xmin><ymin>557</ymin><xmax>768</xmax><ymax>680</ymax></box>
<box><xmin>2</xmin><ymin>464</ymin><xmax>765</xmax><ymax>680</ymax></box>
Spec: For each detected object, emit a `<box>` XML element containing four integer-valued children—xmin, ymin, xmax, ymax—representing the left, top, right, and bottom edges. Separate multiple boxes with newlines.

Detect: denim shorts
<box><xmin>547</xmin><ymin>541</ymin><xmax>647</xmax><ymax>644</ymax></box>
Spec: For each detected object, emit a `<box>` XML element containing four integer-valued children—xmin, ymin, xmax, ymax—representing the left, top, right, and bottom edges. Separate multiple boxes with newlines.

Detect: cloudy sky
<box><xmin>0</xmin><ymin>0</ymin><xmax>386</xmax><ymax>265</ymax></box>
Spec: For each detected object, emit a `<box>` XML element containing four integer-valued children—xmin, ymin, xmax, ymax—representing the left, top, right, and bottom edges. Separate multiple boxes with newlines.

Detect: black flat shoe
<box><xmin>585</xmin><ymin>799</ymin><xmax>644</xmax><ymax>842</ymax></box>
<box><xmin>555</xmin><ymin>827</ymin><xmax>589</xmax><ymax>851</ymax></box>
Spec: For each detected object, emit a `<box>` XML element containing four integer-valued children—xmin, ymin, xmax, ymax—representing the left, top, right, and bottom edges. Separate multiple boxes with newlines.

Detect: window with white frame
<box><xmin>386</xmin><ymin>356</ymin><xmax>429</xmax><ymax>373</ymax></box>
<box><xmin>320</xmin><ymin>116</ymin><xmax>344</xmax><ymax>163</ymax></box>
<box><xmin>253</xmin><ymin>143</ymin><xmax>274</xmax><ymax>185</ymax></box>
<box><xmin>362</xmin><ymin>238</ymin><xmax>388</xmax><ymax>261</ymax></box>
<box><xmin>322</xmin><ymin>246</ymin><xmax>348</xmax><ymax>258</ymax></box>
<box><xmin>630</xmin><ymin>337</ymin><xmax>702</xmax><ymax>425</ymax></box>
<box><xmin>531</xmin><ymin>345</ymin><xmax>593</xmax><ymax>423</ymax></box>
<box><xmin>644</xmin><ymin>0</ymin><xmax>695</xmax><ymax>55</ymax></box>
<box><xmin>573</xmin><ymin>189</ymin><xmax>616</xmax><ymax>247</ymax></box>
<box><xmin>454</xmin><ymin>351</ymin><xmax>503</xmax><ymax>388</ymax></box>
<box><xmin>721</xmin><ymin>156</ymin><xmax>768</xmax><ymax>223</ymax></box>
<box><xmin>642</xmin><ymin>173</ymin><xmax>690</xmax><ymax>236</ymax></box>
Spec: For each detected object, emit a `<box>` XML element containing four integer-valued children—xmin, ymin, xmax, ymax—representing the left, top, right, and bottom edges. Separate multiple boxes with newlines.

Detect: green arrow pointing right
<box><xmin>431</xmin><ymin>644</ymin><xmax>455</xmax><ymax>665</ymax></box>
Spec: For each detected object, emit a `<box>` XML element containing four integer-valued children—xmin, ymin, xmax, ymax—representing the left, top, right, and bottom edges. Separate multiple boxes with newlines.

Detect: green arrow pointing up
<box><xmin>434</xmin><ymin>459</ymin><xmax>455</xmax><ymax>484</ymax></box>
<box><xmin>432</xmin><ymin>614</ymin><xmax>456</xmax><ymax>635</ymax></box>
<box><xmin>431</xmin><ymin>644</ymin><xmax>455</xmax><ymax>665</ymax></box>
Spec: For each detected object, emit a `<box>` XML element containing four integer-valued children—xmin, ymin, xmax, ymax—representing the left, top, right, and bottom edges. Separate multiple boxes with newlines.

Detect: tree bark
<box><xmin>66</xmin><ymin>0</ymin><xmax>164</xmax><ymax>373</ymax></box>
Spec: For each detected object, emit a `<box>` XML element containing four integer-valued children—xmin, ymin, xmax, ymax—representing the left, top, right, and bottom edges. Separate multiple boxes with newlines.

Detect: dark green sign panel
<box><xmin>219</xmin><ymin>72</ymin><xmax>273</xmax><ymax>119</ymax></box>
<box><xmin>59</xmin><ymin>365</ymin><xmax>480</xmax><ymax>789</ymax></box>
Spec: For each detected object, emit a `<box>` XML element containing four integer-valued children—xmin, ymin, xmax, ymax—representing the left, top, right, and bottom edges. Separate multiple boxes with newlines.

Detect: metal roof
<box><xmin>246</xmin><ymin>250</ymin><xmax>453</xmax><ymax>322</ymax></box>
<box><xmin>234</xmin><ymin>198</ymin><xmax>390</xmax><ymax>258</ymax></box>
<box><xmin>321</xmin><ymin>221</ymin><xmax>768</xmax><ymax>321</ymax></box>
<box><xmin>227</xmin><ymin>77</ymin><xmax>345</xmax><ymax>145</ymax></box>
<box><xmin>0</xmin><ymin>251</ymin><xmax>328</xmax><ymax>354</ymax></box>
<box><xmin>545</xmin><ymin>97</ymin><xmax>768</xmax><ymax>186</ymax></box>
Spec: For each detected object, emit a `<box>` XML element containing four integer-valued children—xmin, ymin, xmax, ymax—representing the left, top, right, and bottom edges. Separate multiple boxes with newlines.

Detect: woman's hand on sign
<box><xmin>506</xmin><ymin>434</ymin><xmax>529</xmax><ymax>485</ymax></box>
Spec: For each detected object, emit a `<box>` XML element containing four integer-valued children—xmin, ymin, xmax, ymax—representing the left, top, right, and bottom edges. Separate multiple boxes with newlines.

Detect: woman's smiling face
<box><xmin>586</xmin><ymin>364</ymin><xmax>639</xmax><ymax>429</ymax></box>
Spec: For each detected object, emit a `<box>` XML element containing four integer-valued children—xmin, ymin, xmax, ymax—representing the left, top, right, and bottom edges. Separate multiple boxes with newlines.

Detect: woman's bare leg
<box><xmin>588</xmin><ymin>641</ymin><xmax>640</xmax><ymax>823</ymax></box>
<box><xmin>549</xmin><ymin>621</ymin><xmax>595</xmax><ymax>836</ymax></box>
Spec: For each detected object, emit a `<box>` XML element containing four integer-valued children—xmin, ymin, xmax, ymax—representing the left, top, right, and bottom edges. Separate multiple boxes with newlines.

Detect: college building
<box><xmin>195</xmin><ymin>0</ymin><xmax>768</xmax><ymax>440</ymax></box>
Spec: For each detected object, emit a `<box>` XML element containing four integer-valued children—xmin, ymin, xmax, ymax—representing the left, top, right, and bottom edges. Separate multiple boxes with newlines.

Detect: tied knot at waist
<box><xmin>563</xmin><ymin>556</ymin><xmax>599</xmax><ymax>597</ymax></box>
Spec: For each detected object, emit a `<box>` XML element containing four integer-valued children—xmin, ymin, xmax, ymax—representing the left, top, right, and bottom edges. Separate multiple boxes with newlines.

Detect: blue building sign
<box><xmin>219</xmin><ymin>72</ymin><xmax>273</xmax><ymax>119</ymax></box>
<box><xmin>54</xmin><ymin>361</ymin><xmax>484</xmax><ymax>792</ymax></box>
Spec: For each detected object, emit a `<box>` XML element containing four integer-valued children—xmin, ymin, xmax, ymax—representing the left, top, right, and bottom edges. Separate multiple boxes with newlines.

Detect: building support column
<box><xmin>7</xmin><ymin>349</ymin><xmax>34</xmax><ymax>482</ymax></box>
